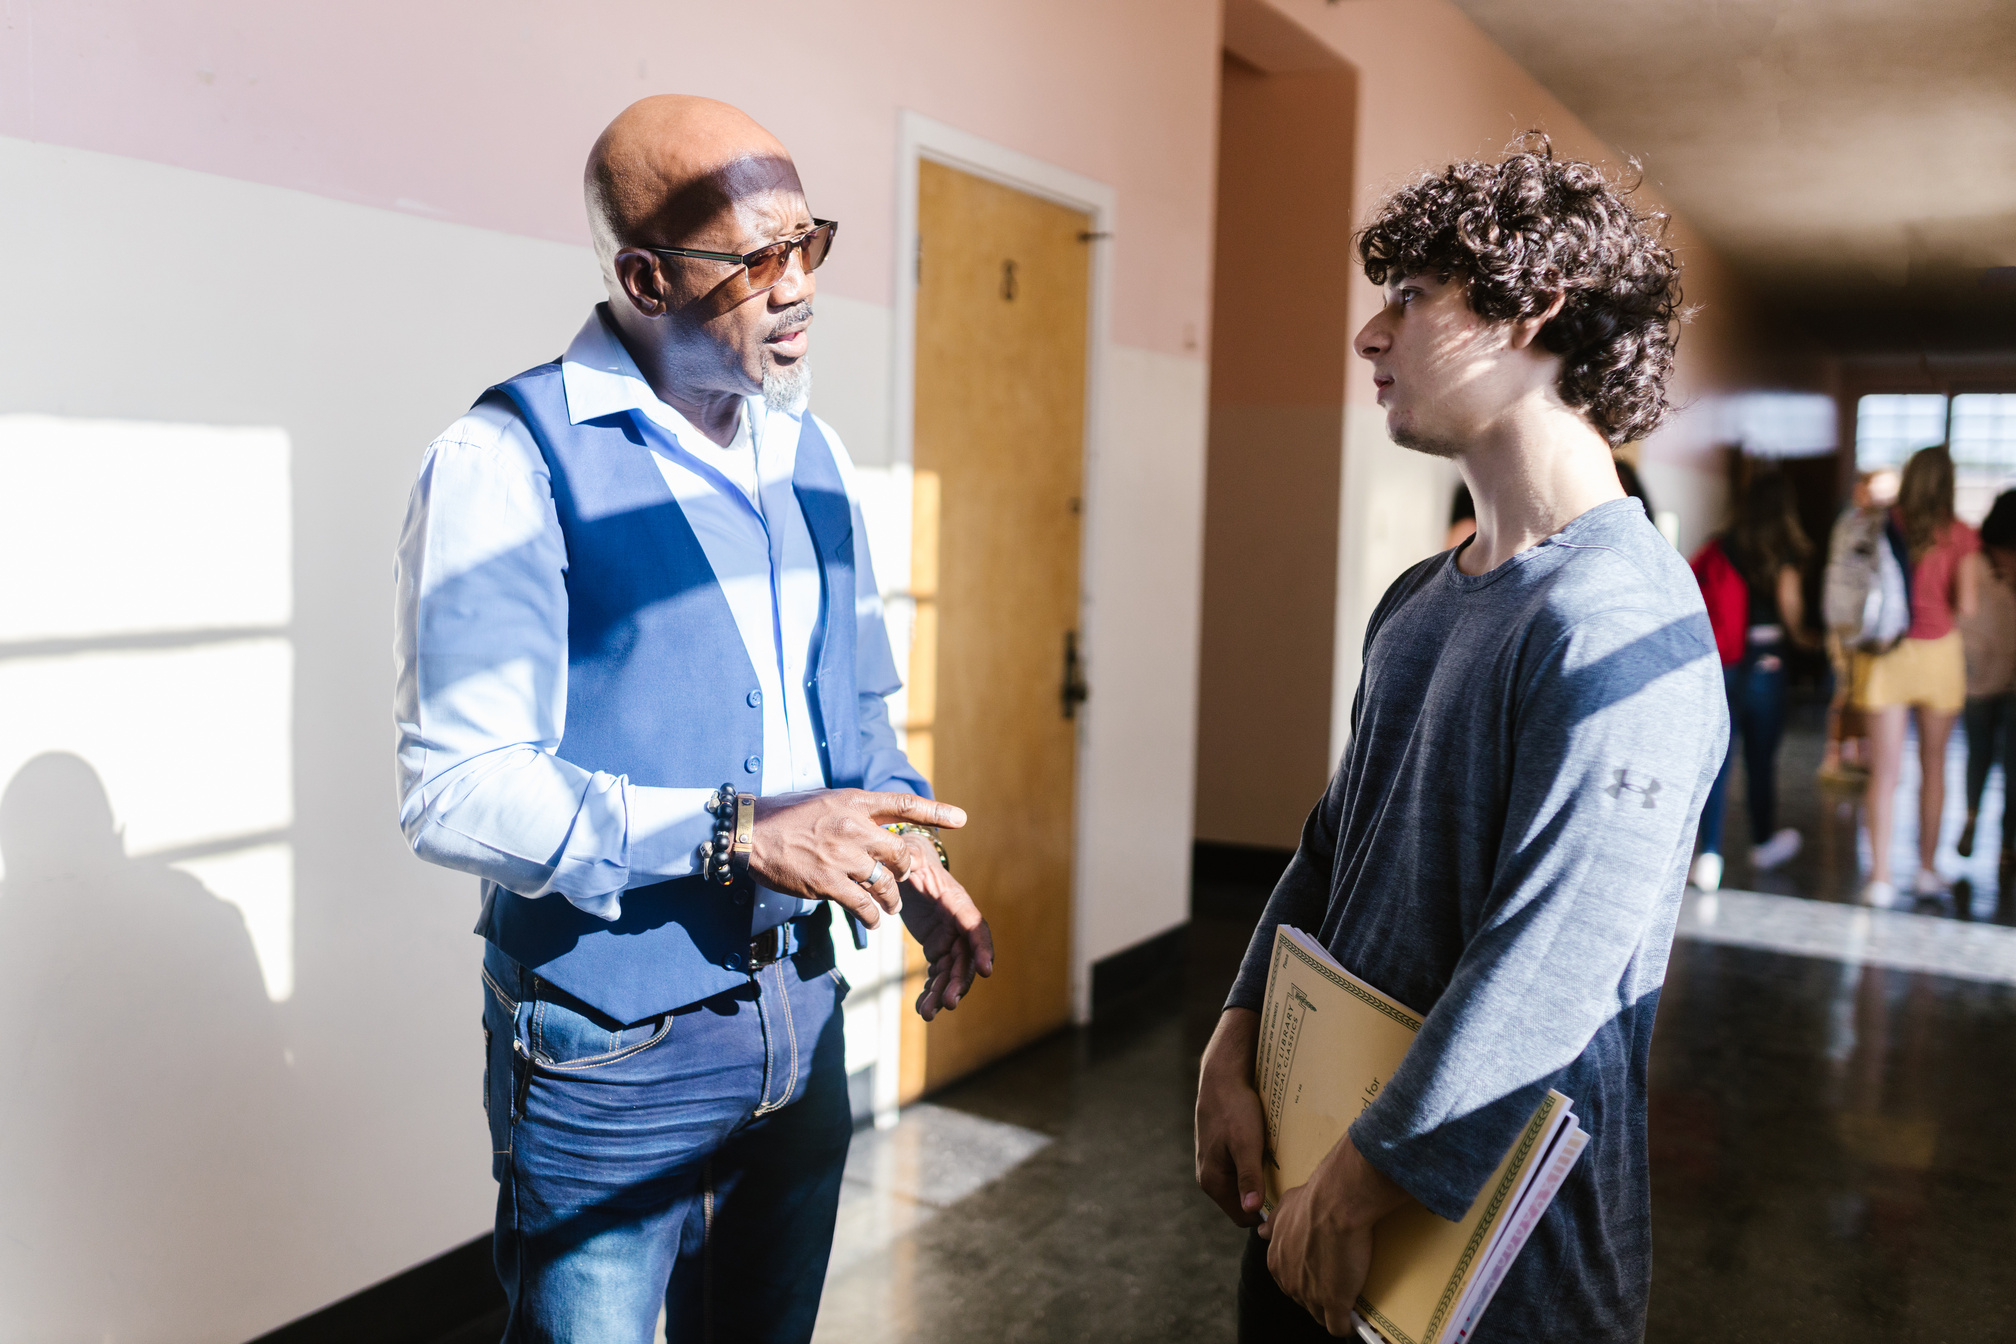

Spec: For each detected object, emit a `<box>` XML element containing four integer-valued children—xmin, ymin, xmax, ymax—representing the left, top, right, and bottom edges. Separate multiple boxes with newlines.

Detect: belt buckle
<box><xmin>748</xmin><ymin>926</ymin><xmax>784</xmax><ymax>971</ymax></box>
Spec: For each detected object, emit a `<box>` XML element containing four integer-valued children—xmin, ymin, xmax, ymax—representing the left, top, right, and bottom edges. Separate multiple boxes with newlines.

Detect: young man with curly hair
<box><xmin>1195</xmin><ymin>139</ymin><xmax>1727</xmax><ymax>1342</ymax></box>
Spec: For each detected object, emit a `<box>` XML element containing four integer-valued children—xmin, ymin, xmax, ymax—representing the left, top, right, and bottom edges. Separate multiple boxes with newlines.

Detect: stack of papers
<box><xmin>1255</xmin><ymin>926</ymin><xmax>1588</xmax><ymax>1344</ymax></box>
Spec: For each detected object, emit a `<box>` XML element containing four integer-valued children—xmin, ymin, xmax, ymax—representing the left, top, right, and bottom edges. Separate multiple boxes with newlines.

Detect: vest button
<box><xmin>744</xmin><ymin>755</ymin><xmax>761</xmax><ymax>774</ymax></box>
<box><xmin>726</xmin><ymin>954</ymin><xmax>742</xmax><ymax>971</ymax></box>
<box><xmin>747</xmin><ymin>689</ymin><xmax>763</xmax><ymax>707</ymax></box>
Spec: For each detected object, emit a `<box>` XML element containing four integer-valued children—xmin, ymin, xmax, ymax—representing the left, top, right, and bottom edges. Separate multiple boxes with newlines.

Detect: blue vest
<box><xmin>472</xmin><ymin>360</ymin><xmax>866</xmax><ymax>1024</ymax></box>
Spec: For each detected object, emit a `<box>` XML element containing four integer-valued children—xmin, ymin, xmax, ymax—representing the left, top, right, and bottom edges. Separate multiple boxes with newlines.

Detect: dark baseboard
<box><xmin>1089</xmin><ymin>922</ymin><xmax>1187</xmax><ymax>1018</ymax></box>
<box><xmin>1190</xmin><ymin>840</ymin><xmax>1294</xmax><ymax>887</ymax></box>
<box><xmin>247</xmin><ymin>1234</ymin><xmax>503</xmax><ymax>1344</ymax></box>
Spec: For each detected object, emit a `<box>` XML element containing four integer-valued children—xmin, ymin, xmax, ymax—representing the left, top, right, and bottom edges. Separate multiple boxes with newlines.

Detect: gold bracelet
<box><xmin>884</xmin><ymin>822</ymin><xmax>950</xmax><ymax>872</ymax></box>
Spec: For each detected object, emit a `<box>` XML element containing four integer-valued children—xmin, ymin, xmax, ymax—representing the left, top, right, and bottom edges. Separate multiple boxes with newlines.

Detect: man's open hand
<box><xmin>1258</xmin><ymin>1134</ymin><xmax>1411</xmax><ymax>1336</ymax></box>
<box><xmin>1196</xmin><ymin>1008</ymin><xmax>1268</xmax><ymax>1228</ymax></box>
<box><xmin>749</xmin><ymin>790</ymin><xmax>965</xmax><ymax>929</ymax></box>
<box><xmin>891</xmin><ymin>831</ymin><xmax>993</xmax><ymax>1019</ymax></box>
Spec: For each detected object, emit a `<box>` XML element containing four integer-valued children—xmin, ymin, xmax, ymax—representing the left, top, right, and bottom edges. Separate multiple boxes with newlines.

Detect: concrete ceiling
<box><xmin>1445</xmin><ymin>0</ymin><xmax>2016</xmax><ymax>355</ymax></box>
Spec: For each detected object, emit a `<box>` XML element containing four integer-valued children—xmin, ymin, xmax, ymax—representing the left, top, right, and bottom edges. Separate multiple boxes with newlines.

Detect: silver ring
<box><xmin>863</xmin><ymin>860</ymin><xmax>888</xmax><ymax>889</ymax></box>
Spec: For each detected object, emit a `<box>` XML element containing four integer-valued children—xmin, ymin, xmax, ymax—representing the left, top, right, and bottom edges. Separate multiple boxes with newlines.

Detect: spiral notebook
<box><xmin>1255</xmin><ymin>925</ymin><xmax>1588</xmax><ymax>1344</ymax></box>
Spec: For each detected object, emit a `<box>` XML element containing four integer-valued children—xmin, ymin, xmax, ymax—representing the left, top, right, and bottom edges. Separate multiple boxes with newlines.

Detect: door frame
<box><xmin>891</xmin><ymin>111</ymin><xmax>1117</xmax><ymax>1039</ymax></box>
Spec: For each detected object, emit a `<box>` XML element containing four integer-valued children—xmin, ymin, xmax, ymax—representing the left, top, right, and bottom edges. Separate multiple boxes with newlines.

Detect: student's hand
<box><xmin>1195</xmin><ymin>1008</ymin><xmax>1267</xmax><ymax>1228</ymax></box>
<box><xmin>750</xmin><ymin>790</ymin><xmax>966</xmax><ymax>928</ymax></box>
<box><xmin>892</xmin><ymin>832</ymin><xmax>994</xmax><ymax>1019</ymax></box>
<box><xmin>1259</xmin><ymin>1135</ymin><xmax>1411</xmax><ymax>1336</ymax></box>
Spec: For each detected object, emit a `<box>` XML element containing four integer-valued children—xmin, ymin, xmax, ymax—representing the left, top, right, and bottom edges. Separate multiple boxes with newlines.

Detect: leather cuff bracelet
<box><xmin>700</xmin><ymin>784</ymin><xmax>757</xmax><ymax>886</ymax></box>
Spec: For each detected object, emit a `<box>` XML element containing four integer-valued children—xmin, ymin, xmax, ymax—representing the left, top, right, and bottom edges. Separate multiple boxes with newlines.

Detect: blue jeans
<box><xmin>1962</xmin><ymin>692</ymin><xmax>2016</xmax><ymax>832</ymax></box>
<box><xmin>482</xmin><ymin>940</ymin><xmax>852</xmax><ymax>1343</ymax></box>
<box><xmin>1698</xmin><ymin>645</ymin><xmax>1787</xmax><ymax>857</ymax></box>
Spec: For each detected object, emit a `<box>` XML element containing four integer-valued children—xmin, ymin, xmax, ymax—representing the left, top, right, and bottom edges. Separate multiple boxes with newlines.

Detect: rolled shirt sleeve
<box><xmin>392</xmin><ymin>402</ymin><xmax>714</xmax><ymax>922</ymax></box>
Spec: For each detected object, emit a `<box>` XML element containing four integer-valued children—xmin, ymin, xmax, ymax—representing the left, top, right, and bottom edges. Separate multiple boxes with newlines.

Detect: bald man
<box><xmin>394</xmin><ymin>96</ymin><xmax>994</xmax><ymax>1342</ymax></box>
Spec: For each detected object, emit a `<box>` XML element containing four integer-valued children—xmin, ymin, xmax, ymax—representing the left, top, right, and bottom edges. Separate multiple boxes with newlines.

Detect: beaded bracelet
<box><xmin>884</xmin><ymin>822</ymin><xmax>951</xmax><ymax>872</ymax></box>
<box><xmin>698</xmin><ymin>783</ymin><xmax>755</xmax><ymax>886</ymax></box>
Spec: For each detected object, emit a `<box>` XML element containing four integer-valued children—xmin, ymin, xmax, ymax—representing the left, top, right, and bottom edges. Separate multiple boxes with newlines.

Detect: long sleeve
<box><xmin>392</xmin><ymin>403</ymin><xmax>714</xmax><ymax>921</ymax></box>
<box><xmin>1344</xmin><ymin>605</ymin><xmax>1720</xmax><ymax>1220</ymax></box>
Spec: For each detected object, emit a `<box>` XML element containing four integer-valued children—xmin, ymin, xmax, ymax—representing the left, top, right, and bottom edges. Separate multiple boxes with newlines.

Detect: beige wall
<box><xmin>1195</xmin><ymin>52</ymin><xmax>1357</xmax><ymax>847</ymax></box>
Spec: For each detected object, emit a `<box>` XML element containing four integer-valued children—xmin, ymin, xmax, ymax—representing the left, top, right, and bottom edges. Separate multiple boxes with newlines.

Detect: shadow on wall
<box><xmin>0</xmin><ymin>753</ymin><xmax>309</xmax><ymax>1340</ymax></box>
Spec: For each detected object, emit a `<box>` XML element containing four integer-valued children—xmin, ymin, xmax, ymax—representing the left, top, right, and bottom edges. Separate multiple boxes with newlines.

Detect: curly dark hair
<box><xmin>1356</xmin><ymin>134</ymin><xmax>1686</xmax><ymax>445</ymax></box>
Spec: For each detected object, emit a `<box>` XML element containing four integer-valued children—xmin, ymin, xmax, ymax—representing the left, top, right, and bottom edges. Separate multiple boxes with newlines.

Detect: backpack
<box><xmin>1690</xmin><ymin>537</ymin><xmax>1749</xmax><ymax>666</ymax></box>
<box><xmin>1823</xmin><ymin>507</ymin><xmax>1912</xmax><ymax>652</ymax></box>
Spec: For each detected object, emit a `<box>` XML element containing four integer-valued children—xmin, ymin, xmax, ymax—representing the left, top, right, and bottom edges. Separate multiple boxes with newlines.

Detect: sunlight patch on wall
<box><xmin>0</xmin><ymin>415</ymin><xmax>290</xmax><ymax>638</ymax></box>
<box><xmin>0</xmin><ymin>414</ymin><xmax>296</xmax><ymax>1000</ymax></box>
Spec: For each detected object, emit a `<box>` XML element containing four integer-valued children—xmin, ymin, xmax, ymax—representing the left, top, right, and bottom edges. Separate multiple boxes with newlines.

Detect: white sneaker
<box><xmin>1860</xmin><ymin>879</ymin><xmax>1896</xmax><ymax>907</ymax></box>
<box><xmin>1911</xmin><ymin>867</ymin><xmax>1948</xmax><ymax>898</ymax></box>
<box><xmin>1689</xmin><ymin>852</ymin><xmax>1723</xmax><ymax>892</ymax></box>
<box><xmin>1751</xmin><ymin>828</ymin><xmax>1803</xmax><ymax>871</ymax></box>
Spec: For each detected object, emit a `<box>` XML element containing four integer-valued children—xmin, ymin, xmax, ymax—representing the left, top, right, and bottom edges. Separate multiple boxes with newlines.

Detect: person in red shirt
<box><xmin>1853</xmin><ymin>445</ymin><xmax>1982</xmax><ymax>904</ymax></box>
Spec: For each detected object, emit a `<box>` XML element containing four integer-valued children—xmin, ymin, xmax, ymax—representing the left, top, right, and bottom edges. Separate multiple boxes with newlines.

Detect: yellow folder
<box><xmin>1255</xmin><ymin>926</ymin><xmax>1586</xmax><ymax>1344</ymax></box>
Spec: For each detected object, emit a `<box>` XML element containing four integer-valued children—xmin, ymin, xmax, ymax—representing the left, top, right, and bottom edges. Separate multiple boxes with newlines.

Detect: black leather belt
<box><xmin>748</xmin><ymin>925</ymin><xmax>787</xmax><ymax>971</ymax></box>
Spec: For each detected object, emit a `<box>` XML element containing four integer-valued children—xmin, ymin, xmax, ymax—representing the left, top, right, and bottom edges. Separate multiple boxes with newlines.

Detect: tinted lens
<box><xmin>744</xmin><ymin>223</ymin><xmax>837</xmax><ymax>290</ymax></box>
<box><xmin>742</xmin><ymin>238</ymin><xmax>793</xmax><ymax>290</ymax></box>
<box><xmin>800</xmin><ymin>221</ymin><xmax>836</xmax><ymax>272</ymax></box>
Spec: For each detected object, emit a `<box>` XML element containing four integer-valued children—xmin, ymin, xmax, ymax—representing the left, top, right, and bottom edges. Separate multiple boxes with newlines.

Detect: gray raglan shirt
<box><xmin>1227</xmin><ymin>498</ymin><xmax>1726</xmax><ymax>1343</ymax></box>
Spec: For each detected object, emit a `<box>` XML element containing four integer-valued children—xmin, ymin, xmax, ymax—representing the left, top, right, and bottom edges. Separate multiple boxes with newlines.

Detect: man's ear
<box><xmin>613</xmin><ymin>249</ymin><xmax>669</xmax><ymax>318</ymax></box>
<box><xmin>1508</xmin><ymin>290</ymin><xmax>1568</xmax><ymax>351</ymax></box>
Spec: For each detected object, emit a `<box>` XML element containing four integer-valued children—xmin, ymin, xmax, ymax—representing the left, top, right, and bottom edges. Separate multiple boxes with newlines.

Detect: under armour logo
<box><xmin>1605</xmin><ymin>768</ymin><xmax>1661</xmax><ymax>809</ymax></box>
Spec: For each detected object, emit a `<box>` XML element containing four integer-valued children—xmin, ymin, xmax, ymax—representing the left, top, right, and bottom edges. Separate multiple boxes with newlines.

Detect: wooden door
<box><xmin>902</xmin><ymin>160</ymin><xmax>1090</xmax><ymax>1097</ymax></box>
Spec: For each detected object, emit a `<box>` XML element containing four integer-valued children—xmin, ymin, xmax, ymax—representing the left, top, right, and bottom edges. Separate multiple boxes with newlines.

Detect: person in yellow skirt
<box><xmin>1854</xmin><ymin>445</ymin><xmax>1982</xmax><ymax>904</ymax></box>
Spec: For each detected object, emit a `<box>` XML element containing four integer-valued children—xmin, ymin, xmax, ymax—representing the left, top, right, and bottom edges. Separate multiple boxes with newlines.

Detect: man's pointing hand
<box><xmin>749</xmin><ymin>789</ymin><xmax>966</xmax><ymax>929</ymax></box>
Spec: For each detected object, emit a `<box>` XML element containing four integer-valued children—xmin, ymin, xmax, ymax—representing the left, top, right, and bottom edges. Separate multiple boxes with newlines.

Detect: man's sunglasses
<box><xmin>646</xmin><ymin>220</ymin><xmax>838</xmax><ymax>293</ymax></box>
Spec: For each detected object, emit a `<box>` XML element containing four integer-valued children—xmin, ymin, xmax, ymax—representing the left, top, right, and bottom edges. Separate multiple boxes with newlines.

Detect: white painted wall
<box><xmin>0</xmin><ymin>129</ymin><xmax>1210</xmax><ymax>1334</ymax></box>
<box><xmin>0</xmin><ymin>134</ymin><xmax>892</xmax><ymax>1338</ymax></box>
<box><xmin>0</xmin><ymin>133</ymin><xmax>603</xmax><ymax>1339</ymax></box>
<box><xmin>1072</xmin><ymin>345</ymin><xmax>1210</xmax><ymax>1012</ymax></box>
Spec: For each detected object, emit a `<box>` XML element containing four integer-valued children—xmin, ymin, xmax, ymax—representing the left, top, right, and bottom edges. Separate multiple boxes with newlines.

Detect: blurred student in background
<box><xmin>1855</xmin><ymin>445</ymin><xmax>1980</xmax><ymax>905</ymax></box>
<box><xmin>1956</xmin><ymin>489</ymin><xmax>2016</xmax><ymax>862</ymax></box>
<box><xmin>1819</xmin><ymin>469</ymin><xmax>1899</xmax><ymax>783</ymax></box>
<box><xmin>1688</xmin><ymin>469</ymin><xmax>1816</xmax><ymax>892</ymax></box>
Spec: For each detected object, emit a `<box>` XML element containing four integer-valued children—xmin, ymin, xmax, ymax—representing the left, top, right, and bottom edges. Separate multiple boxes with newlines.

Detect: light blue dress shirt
<box><xmin>394</xmin><ymin>311</ymin><xmax>902</xmax><ymax>926</ymax></box>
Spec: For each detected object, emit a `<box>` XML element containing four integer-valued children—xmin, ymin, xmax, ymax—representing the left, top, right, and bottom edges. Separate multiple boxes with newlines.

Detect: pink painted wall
<box><xmin>0</xmin><ymin>0</ymin><xmax>1222</xmax><ymax>355</ymax></box>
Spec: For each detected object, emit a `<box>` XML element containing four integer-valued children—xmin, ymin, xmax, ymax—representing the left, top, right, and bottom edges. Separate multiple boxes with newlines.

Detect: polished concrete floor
<box><xmin>810</xmin><ymin>898</ymin><xmax>1259</xmax><ymax>1344</ymax></box>
<box><xmin>811</xmin><ymin>716</ymin><xmax>2016</xmax><ymax>1343</ymax></box>
<box><xmin>1648</xmin><ymin>938</ymin><xmax>2016</xmax><ymax>1343</ymax></box>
